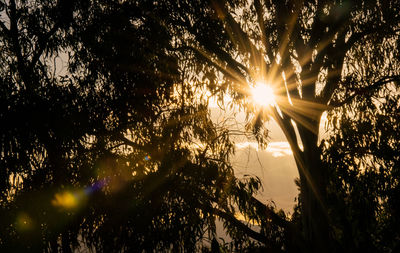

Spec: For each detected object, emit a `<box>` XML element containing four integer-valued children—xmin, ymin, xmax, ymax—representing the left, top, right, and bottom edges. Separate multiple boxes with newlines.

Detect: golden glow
<box><xmin>52</xmin><ymin>191</ymin><xmax>79</xmax><ymax>209</ymax></box>
<box><xmin>250</xmin><ymin>82</ymin><xmax>276</xmax><ymax>107</ymax></box>
<box><xmin>16</xmin><ymin>212</ymin><xmax>33</xmax><ymax>231</ymax></box>
<box><xmin>234</xmin><ymin>212</ymin><xmax>260</xmax><ymax>226</ymax></box>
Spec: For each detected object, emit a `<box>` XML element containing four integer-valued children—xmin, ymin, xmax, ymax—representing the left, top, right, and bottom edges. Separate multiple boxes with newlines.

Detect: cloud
<box><xmin>235</xmin><ymin>141</ymin><xmax>260</xmax><ymax>150</ymax></box>
<box><xmin>265</xmin><ymin>142</ymin><xmax>293</xmax><ymax>157</ymax></box>
<box><xmin>235</xmin><ymin>141</ymin><xmax>293</xmax><ymax>157</ymax></box>
<box><xmin>233</xmin><ymin>141</ymin><xmax>299</xmax><ymax>213</ymax></box>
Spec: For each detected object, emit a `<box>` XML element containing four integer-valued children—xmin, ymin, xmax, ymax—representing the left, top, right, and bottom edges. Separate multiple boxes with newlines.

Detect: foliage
<box><xmin>324</xmin><ymin>74</ymin><xmax>400</xmax><ymax>251</ymax></box>
<box><xmin>162</xmin><ymin>0</ymin><xmax>400</xmax><ymax>252</ymax></box>
<box><xmin>1</xmin><ymin>0</ymin><xmax>400</xmax><ymax>252</ymax></box>
<box><xmin>0</xmin><ymin>0</ymin><xmax>272</xmax><ymax>252</ymax></box>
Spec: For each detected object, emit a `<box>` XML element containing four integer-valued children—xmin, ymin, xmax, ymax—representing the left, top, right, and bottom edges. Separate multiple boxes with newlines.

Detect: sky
<box><xmin>209</xmin><ymin>104</ymin><xmax>299</xmax><ymax>213</ymax></box>
<box><xmin>209</xmin><ymin>105</ymin><xmax>299</xmax><ymax>242</ymax></box>
<box><xmin>232</xmin><ymin>122</ymin><xmax>299</xmax><ymax>213</ymax></box>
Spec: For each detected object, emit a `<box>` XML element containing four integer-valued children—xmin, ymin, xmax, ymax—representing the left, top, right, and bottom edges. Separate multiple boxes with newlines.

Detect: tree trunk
<box><xmin>272</xmin><ymin>108</ymin><xmax>332</xmax><ymax>252</ymax></box>
<box><xmin>297</xmin><ymin>124</ymin><xmax>332</xmax><ymax>253</ymax></box>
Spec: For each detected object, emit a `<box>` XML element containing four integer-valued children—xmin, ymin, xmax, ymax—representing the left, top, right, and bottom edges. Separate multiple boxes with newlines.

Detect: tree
<box><xmin>165</xmin><ymin>0</ymin><xmax>400</xmax><ymax>252</ymax></box>
<box><xmin>0</xmin><ymin>0</ymin><xmax>272</xmax><ymax>251</ymax></box>
<box><xmin>322</xmin><ymin>76</ymin><xmax>400</xmax><ymax>251</ymax></box>
<box><xmin>2</xmin><ymin>0</ymin><xmax>400</xmax><ymax>252</ymax></box>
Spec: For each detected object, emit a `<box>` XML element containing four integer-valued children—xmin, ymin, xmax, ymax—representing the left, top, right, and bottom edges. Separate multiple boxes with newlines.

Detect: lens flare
<box><xmin>52</xmin><ymin>191</ymin><xmax>79</xmax><ymax>209</ymax></box>
<box><xmin>16</xmin><ymin>212</ymin><xmax>33</xmax><ymax>231</ymax></box>
<box><xmin>84</xmin><ymin>178</ymin><xmax>109</xmax><ymax>195</ymax></box>
<box><xmin>50</xmin><ymin>177</ymin><xmax>113</xmax><ymax>213</ymax></box>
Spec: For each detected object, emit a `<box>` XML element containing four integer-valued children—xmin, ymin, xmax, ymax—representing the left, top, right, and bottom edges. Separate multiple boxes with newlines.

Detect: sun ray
<box><xmin>270</xmin><ymin>107</ymin><xmax>328</xmax><ymax>218</ymax></box>
<box><xmin>279</xmin><ymin>98</ymin><xmax>328</xmax><ymax>120</ymax></box>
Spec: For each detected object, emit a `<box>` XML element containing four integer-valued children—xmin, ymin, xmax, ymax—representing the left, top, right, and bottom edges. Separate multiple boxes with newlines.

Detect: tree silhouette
<box><xmin>165</xmin><ymin>0</ymin><xmax>400</xmax><ymax>252</ymax></box>
<box><xmin>1</xmin><ymin>0</ymin><xmax>400</xmax><ymax>252</ymax></box>
<box><xmin>0</xmin><ymin>0</ymin><xmax>273</xmax><ymax>251</ymax></box>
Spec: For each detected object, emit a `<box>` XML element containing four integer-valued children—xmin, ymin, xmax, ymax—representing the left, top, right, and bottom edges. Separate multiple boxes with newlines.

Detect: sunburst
<box><xmin>250</xmin><ymin>81</ymin><xmax>276</xmax><ymax>107</ymax></box>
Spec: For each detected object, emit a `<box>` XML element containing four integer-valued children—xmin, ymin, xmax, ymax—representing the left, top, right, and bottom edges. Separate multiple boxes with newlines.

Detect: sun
<box><xmin>250</xmin><ymin>82</ymin><xmax>276</xmax><ymax>107</ymax></box>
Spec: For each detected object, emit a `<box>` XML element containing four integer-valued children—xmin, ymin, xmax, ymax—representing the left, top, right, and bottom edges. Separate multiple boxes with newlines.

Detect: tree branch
<box><xmin>212</xmin><ymin>0</ymin><xmax>263</xmax><ymax>72</ymax></box>
<box><xmin>254</xmin><ymin>0</ymin><xmax>274</xmax><ymax>63</ymax></box>
<box><xmin>9</xmin><ymin>0</ymin><xmax>24</xmax><ymax>67</ymax></box>
<box><xmin>30</xmin><ymin>23</ymin><xmax>61</xmax><ymax>67</ymax></box>
<box><xmin>0</xmin><ymin>18</ymin><xmax>10</xmax><ymax>35</ymax></box>
<box><xmin>329</xmin><ymin>75</ymin><xmax>400</xmax><ymax>107</ymax></box>
<box><xmin>174</xmin><ymin>45</ymin><xmax>248</xmax><ymax>84</ymax></box>
<box><xmin>212</xmin><ymin>207</ymin><xmax>268</xmax><ymax>243</ymax></box>
<box><xmin>319</xmin><ymin>31</ymin><xmax>347</xmax><ymax>104</ymax></box>
<box><xmin>271</xmin><ymin>106</ymin><xmax>301</xmax><ymax>155</ymax></box>
<box><xmin>248</xmin><ymin>195</ymin><xmax>308</xmax><ymax>250</ymax></box>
